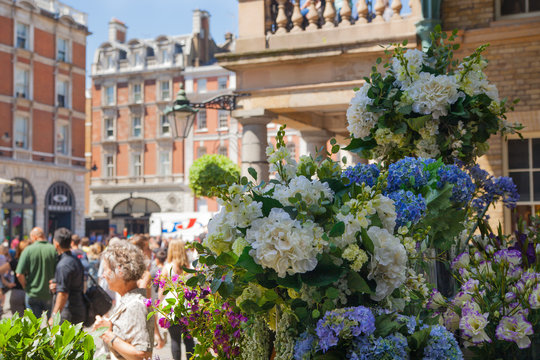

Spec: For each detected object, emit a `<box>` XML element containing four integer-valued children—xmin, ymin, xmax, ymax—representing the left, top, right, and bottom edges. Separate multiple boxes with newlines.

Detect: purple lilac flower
<box><xmin>509</xmin><ymin>231</ymin><xmax>536</xmax><ymax>266</ymax></box>
<box><xmin>387</xmin><ymin>190</ymin><xmax>427</xmax><ymax>227</ymax></box>
<box><xmin>315</xmin><ymin>306</ymin><xmax>376</xmax><ymax>352</ymax></box>
<box><xmin>423</xmin><ymin>325</ymin><xmax>463</xmax><ymax>360</ymax></box>
<box><xmin>386</xmin><ymin>157</ymin><xmax>434</xmax><ymax>192</ymax></box>
<box><xmin>493</xmin><ymin>249</ymin><xmax>522</xmax><ymax>266</ymax></box>
<box><xmin>437</xmin><ymin>164</ymin><xmax>475</xmax><ymax>204</ymax></box>
<box><xmin>343</xmin><ymin>163</ymin><xmax>380</xmax><ymax>187</ymax></box>
<box><xmin>143</xmin><ymin>298</ymin><xmax>152</xmax><ymax>308</ymax></box>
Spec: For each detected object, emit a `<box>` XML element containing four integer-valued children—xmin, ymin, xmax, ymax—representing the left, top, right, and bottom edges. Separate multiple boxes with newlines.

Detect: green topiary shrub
<box><xmin>189</xmin><ymin>154</ymin><xmax>241</xmax><ymax>198</ymax></box>
<box><xmin>0</xmin><ymin>310</ymin><xmax>101</xmax><ymax>359</ymax></box>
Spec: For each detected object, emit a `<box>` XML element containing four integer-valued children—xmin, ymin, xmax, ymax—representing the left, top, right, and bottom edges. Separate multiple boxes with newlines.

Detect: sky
<box><xmin>64</xmin><ymin>0</ymin><xmax>239</xmax><ymax>85</ymax></box>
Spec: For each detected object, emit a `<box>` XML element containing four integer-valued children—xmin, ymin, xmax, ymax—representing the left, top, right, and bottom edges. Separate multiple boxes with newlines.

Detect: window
<box><xmin>57</xmin><ymin>80</ymin><xmax>69</xmax><ymax>108</ymax></box>
<box><xmin>57</xmin><ymin>38</ymin><xmax>68</xmax><ymax>62</ymax></box>
<box><xmin>107</xmin><ymin>55</ymin><xmax>114</xmax><ymax>69</ymax></box>
<box><xmin>135</xmin><ymin>53</ymin><xmax>143</xmax><ymax>66</ymax></box>
<box><xmin>131</xmin><ymin>116</ymin><xmax>142</xmax><ymax>137</ymax></box>
<box><xmin>15</xmin><ymin>68</ymin><xmax>29</xmax><ymax>98</ymax></box>
<box><xmin>218</xmin><ymin>77</ymin><xmax>228</xmax><ymax>90</ymax></box>
<box><xmin>218</xmin><ymin>110</ymin><xmax>229</xmax><ymax>128</ymax></box>
<box><xmin>14</xmin><ymin>117</ymin><xmax>29</xmax><ymax>149</ymax></box>
<box><xmin>131</xmin><ymin>153</ymin><xmax>142</xmax><ymax>177</ymax></box>
<box><xmin>160</xmin><ymin>81</ymin><xmax>170</xmax><ymax>100</ymax></box>
<box><xmin>132</xmin><ymin>83</ymin><xmax>142</xmax><ymax>103</ymax></box>
<box><xmin>287</xmin><ymin>142</ymin><xmax>296</xmax><ymax>159</ymax></box>
<box><xmin>1</xmin><ymin>179</ymin><xmax>35</xmax><ymax>242</ymax></box>
<box><xmin>500</xmin><ymin>0</ymin><xmax>540</xmax><ymax>16</ymax></box>
<box><xmin>104</xmin><ymin>118</ymin><xmax>114</xmax><ymax>139</ymax></box>
<box><xmin>159</xmin><ymin>151</ymin><xmax>171</xmax><ymax>176</ymax></box>
<box><xmin>160</xmin><ymin>114</ymin><xmax>170</xmax><ymax>135</ymax></box>
<box><xmin>16</xmin><ymin>23</ymin><xmax>29</xmax><ymax>49</ymax></box>
<box><xmin>56</xmin><ymin>123</ymin><xmax>69</xmax><ymax>155</ymax></box>
<box><xmin>197</xmin><ymin>110</ymin><xmax>207</xmax><ymax>129</ymax></box>
<box><xmin>218</xmin><ymin>146</ymin><xmax>228</xmax><ymax>156</ymax></box>
<box><xmin>197</xmin><ymin>79</ymin><xmax>207</xmax><ymax>93</ymax></box>
<box><xmin>197</xmin><ymin>146</ymin><xmax>207</xmax><ymax>158</ymax></box>
<box><xmin>507</xmin><ymin>138</ymin><xmax>540</xmax><ymax>229</ymax></box>
<box><xmin>161</xmin><ymin>49</ymin><xmax>168</xmax><ymax>63</ymax></box>
<box><xmin>105</xmin><ymin>155</ymin><xmax>114</xmax><ymax>177</ymax></box>
<box><xmin>105</xmin><ymin>86</ymin><xmax>114</xmax><ymax>105</ymax></box>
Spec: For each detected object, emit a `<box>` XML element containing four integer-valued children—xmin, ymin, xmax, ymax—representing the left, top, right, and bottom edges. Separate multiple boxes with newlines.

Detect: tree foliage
<box><xmin>189</xmin><ymin>154</ymin><xmax>241</xmax><ymax>198</ymax></box>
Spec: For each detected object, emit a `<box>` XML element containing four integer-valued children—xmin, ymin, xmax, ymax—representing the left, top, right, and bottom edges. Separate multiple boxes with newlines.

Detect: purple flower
<box><xmin>495</xmin><ymin>314</ymin><xmax>533</xmax><ymax>349</ymax></box>
<box><xmin>143</xmin><ymin>298</ymin><xmax>152</xmax><ymax>308</ymax></box>
<box><xmin>158</xmin><ymin>317</ymin><xmax>171</xmax><ymax>329</ymax></box>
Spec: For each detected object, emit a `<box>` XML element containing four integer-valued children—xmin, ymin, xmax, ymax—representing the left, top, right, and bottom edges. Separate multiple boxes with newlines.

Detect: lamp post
<box><xmin>164</xmin><ymin>86</ymin><xmax>199</xmax><ymax>139</ymax></box>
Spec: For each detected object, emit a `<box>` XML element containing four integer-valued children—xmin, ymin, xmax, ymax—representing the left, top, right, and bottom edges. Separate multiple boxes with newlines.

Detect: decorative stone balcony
<box><xmin>218</xmin><ymin>0</ymin><xmax>424</xmax><ymax>181</ymax></box>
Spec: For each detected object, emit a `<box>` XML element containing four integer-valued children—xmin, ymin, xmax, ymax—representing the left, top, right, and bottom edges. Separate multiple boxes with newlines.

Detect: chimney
<box><xmin>192</xmin><ymin>10</ymin><xmax>210</xmax><ymax>66</ymax></box>
<box><xmin>109</xmin><ymin>18</ymin><xmax>127</xmax><ymax>43</ymax></box>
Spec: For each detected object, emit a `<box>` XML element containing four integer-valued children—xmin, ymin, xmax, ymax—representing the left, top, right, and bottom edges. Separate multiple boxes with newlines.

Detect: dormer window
<box><xmin>161</xmin><ymin>49</ymin><xmax>168</xmax><ymax>63</ymax></box>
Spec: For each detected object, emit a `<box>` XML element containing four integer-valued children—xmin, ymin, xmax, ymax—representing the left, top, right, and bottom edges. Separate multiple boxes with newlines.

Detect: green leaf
<box><xmin>301</xmin><ymin>255</ymin><xmax>344</xmax><ymax>287</ymax></box>
<box><xmin>210</xmin><ymin>277</ymin><xmax>223</xmax><ymax>293</ymax></box>
<box><xmin>343</xmin><ymin>137</ymin><xmax>377</xmax><ymax>155</ymax></box>
<box><xmin>248</xmin><ymin>167</ymin><xmax>258</xmax><ymax>181</ymax></box>
<box><xmin>294</xmin><ymin>307</ymin><xmax>309</xmax><ymax>320</ymax></box>
<box><xmin>325</xmin><ymin>287</ymin><xmax>340</xmax><ymax>299</ymax></box>
<box><xmin>276</xmin><ymin>274</ymin><xmax>302</xmax><ymax>291</ymax></box>
<box><xmin>406</xmin><ymin>115</ymin><xmax>430</xmax><ymax>132</ymax></box>
<box><xmin>185</xmin><ymin>276</ymin><xmax>199</xmax><ymax>287</ymax></box>
<box><xmin>347</xmin><ymin>271</ymin><xmax>373</xmax><ymax>294</ymax></box>
<box><xmin>216</xmin><ymin>252</ymin><xmax>238</xmax><ymax>266</ymax></box>
<box><xmin>360</xmin><ymin>228</ymin><xmax>374</xmax><ymax>254</ymax></box>
<box><xmin>408</xmin><ymin>327</ymin><xmax>431</xmax><ymax>350</ymax></box>
<box><xmin>236</xmin><ymin>247</ymin><xmax>264</xmax><ymax>274</ymax></box>
<box><xmin>253</xmin><ymin>193</ymin><xmax>283</xmax><ymax>217</ymax></box>
<box><xmin>397</xmin><ymin>104</ymin><xmax>412</xmax><ymax>115</ymax></box>
<box><xmin>182</xmin><ymin>266</ymin><xmax>197</xmax><ymax>274</ymax></box>
<box><xmin>329</xmin><ymin>221</ymin><xmax>345</xmax><ymax>237</ymax></box>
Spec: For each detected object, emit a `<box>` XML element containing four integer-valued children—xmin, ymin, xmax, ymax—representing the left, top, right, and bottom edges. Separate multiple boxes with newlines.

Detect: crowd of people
<box><xmin>0</xmin><ymin>228</ymin><xmax>198</xmax><ymax>360</ymax></box>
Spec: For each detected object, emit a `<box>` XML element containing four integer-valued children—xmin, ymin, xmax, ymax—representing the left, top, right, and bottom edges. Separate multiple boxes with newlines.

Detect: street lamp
<box><xmin>164</xmin><ymin>85</ymin><xmax>245</xmax><ymax>139</ymax></box>
<box><xmin>164</xmin><ymin>86</ymin><xmax>198</xmax><ymax>139</ymax></box>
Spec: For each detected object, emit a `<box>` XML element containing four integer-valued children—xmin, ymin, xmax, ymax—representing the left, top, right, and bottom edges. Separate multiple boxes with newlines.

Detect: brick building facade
<box><xmin>0</xmin><ymin>0</ymin><xmax>88</xmax><ymax>240</ymax></box>
<box><xmin>87</xmin><ymin>11</ymin><xmax>237</xmax><ymax>235</ymax></box>
<box><xmin>440</xmin><ymin>0</ymin><xmax>540</xmax><ymax>230</ymax></box>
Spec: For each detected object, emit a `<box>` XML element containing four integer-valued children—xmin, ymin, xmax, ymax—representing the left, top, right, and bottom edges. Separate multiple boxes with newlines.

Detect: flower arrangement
<box><xmin>293</xmin><ymin>306</ymin><xmax>463</xmax><ymax>360</ymax></box>
<box><xmin>344</xmin><ymin>26</ymin><xmax>521</xmax><ymax>165</ymax></box>
<box><xmin>427</xmin><ymin>218</ymin><xmax>540</xmax><ymax>359</ymax></box>
<box><xmin>149</xmin><ymin>272</ymin><xmax>247</xmax><ymax>359</ymax></box>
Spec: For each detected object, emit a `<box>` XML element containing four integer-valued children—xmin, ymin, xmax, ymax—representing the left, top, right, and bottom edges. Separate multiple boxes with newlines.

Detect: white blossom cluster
<box><xmin>266</xmin><ymin>144</ymin><xmax>297</xmax><ymax>181</ymax></box>
<box><xmin>204</xmin><ymin>185</ymin><xmax>263</xmax><ymax>255</ymax></box>
<box><xmin>367</xmin><ymin>226</ymin><xmax>408</xmax><ymax>301</ymax></box>
<box><xmin>246</xmin><ymin>208</ymin><xmax>326</xmax><ymax>278</ymax></box>
<box><xmin>392</xmin><ymin>49</ymin><xmax>426</xmax><ymax>88</ymax></box>
<box><xmin>346</xmin><ymin>83</ymin><xmax>380</xmax><ymax>139</ymax></box>
<box><xmin>272</xmin><ymin>175</ymin><xmax>334</xmax><ymax>208</ymax></box>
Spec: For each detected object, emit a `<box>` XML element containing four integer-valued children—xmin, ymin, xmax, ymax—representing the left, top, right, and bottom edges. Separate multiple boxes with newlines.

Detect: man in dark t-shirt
<box><xmin>49</xmin><ymin>228</ymin><xmax>86</xmax><ymax>325</ymax></box>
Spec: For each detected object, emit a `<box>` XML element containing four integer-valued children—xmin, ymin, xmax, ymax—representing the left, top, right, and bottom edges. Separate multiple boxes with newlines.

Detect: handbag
<box><xmin>83</xmin><ymin>273</ymin><xmax>113</xmax><ymax>327</ymax></box>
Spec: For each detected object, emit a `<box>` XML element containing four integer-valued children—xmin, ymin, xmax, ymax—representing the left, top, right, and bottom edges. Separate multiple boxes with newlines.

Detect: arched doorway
<box><xmin>44</xmin><ymin>182</ymin><xmax>75</xmax><ymax>236</ymax></box>
<box><xmin>1</xmin><ymin>178</ymin><xmax>35</xmax><ymax>244</ymax></box>
<box><xmin>112</xmin><ymin>197</ymin><xmax>160</xmax><ymax>235</ymax></box>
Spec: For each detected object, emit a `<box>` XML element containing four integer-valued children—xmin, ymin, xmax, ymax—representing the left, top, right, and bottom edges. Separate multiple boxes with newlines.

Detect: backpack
<box><xmin>83</xmin><ymin>274</ymin><xmax>113</xmax><ymax>327</ymax></box>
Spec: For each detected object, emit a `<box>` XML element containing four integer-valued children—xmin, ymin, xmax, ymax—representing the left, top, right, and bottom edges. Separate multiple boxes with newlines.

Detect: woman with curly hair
<box><xmin>93</xmin><ymin>240</ymin><xmax>154</xmax><ymax>360</ymax></box>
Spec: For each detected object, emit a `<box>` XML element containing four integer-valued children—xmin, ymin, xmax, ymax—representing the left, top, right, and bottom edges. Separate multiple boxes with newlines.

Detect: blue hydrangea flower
<box><xmin>316</xmin><ymin>306</ymin><xmax>376</xmax><ymax>352</ymax></box>
<box><xmin>343</xmin><ymin>163</ymin><xmax>380</xmax><ymax>187</ymax></box>
<box><xmin>387</xmin><ymin>157</ymin><xmax>434</xmax><ymax>192</ymax></box>
<box><xmin>294</xmin><ymin>331</ymin><xmax>316</xmax><ymax>360</ymax></box>
<box><xmin>437</xmin><ymin>164</ymin><xmax>475</xmax><ymax>203</ymax></box>
<box><xmin>396</xmin><ymin>315</ymin><xmax>418</xmax><ymax>335</ymax></box>
<box><xmin>468</xmin><ymin>164</ymin><xmax>519</xmax><ymax>212</ymax></box>
<box><xmin>422</xmin><ymin>325</ymin><xmax>463</xmax><ymax>360</ymax></box>
<box><xmin>387</xmin><ymin>190</ymin><xmax>427</xmax><ymax>227</ymax></box>
<box><xmin>348</xmin><ymin>333</ymin><xmax>409</xmax><ymax>360</ymax></box>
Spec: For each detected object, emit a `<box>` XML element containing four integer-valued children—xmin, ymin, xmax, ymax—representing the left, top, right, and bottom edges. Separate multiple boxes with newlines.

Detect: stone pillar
<box><xmin>232</xmin><ymin>109</ymin><xmax>275</xmax><ymax>183</ymax></box>
<box><xmin>300</xmin><ymin>130</ymin><xmax>332</xmax><ymax>157</ymax></box>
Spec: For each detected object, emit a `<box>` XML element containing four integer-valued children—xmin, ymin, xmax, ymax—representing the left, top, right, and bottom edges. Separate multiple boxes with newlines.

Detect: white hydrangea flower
<box><xmin>407</xmin><ymin>72</ymin><xmax>462</xmax><ymax>119</ymax></box>
<box><xmin>373</xmin><ymin>194</ymin><xmax>397</xmax><ymax>233</ymax></box>
<box><xmin>392</xmin><ymin>49</ymin><xmax>426</xmax><ymax>88</ymax></box>
<box><xmin>346</xmin><ymin>83</ymin><xmax>380</xmax><ymax>139</ymax></box>
<box><xmin>367</xmin><ymin>226</ymin><xmax>408</xmax><ymax>301</ymax></box>
<box><xmin>335</xmin><ymin>212</ymin><xmax>365</xmax><ymax>249</ymax></box>
<box><xmin>204</xmin><ymin>209</ymin><xmax>239</xmax><ymax>255</ymax></box>
<box><xmin>246</xmin><ymin>208</ymin><xmax>326</xmax><ymax>278</ymax></box>
<box><xmin>272</xmin><ymin>176</ymin><xmax>333</xmax><ymax>208</ymax></box>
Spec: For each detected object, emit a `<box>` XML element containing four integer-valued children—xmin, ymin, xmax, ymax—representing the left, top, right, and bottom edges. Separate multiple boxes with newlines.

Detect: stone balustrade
<box><xmin>266</xmin><ymin>0</ymin><xmax>410</xmax><ymax>35</ymax></box>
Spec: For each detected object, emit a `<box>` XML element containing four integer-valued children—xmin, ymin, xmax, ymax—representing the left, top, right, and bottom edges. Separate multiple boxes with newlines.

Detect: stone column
<box><xmin>300</xmin><ymin>129</ymin><xmax>332</xmax><ymax>157</ymax></box>
<box><xmin>232</xmin><ymin>108</ymin><xmax>275</xmax><ymax>183</ymax></box>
